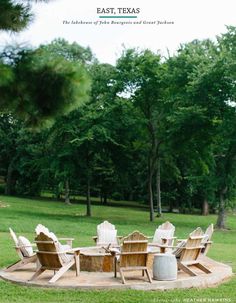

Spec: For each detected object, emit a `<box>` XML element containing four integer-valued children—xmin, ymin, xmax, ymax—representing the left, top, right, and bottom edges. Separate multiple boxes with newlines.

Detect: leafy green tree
<box><xmin>213</xmin><ymin>109</ymin><xmax>236</xmax><ymax>228</ymax></box>
<box><xmin>0</xmin><ymin>0</ymin><xmax>51</xmax><ymax>32</ymax></box>
<box><xmin>213</xmin><ymin>26</ymin><xmax>236</xmax><ymax>228</ymax></box>
<box><xmin>0</xmin><ymin>46</ymin><xmax>91</xmax><ymax>128</ymax></box>
<box><xmin>0</xmin><ymin>114</ymin><xmax>19</xmax><ymax>194</ymax></box>
<box><xmin>117</xmin><ymin>49</ymin><xmax>170</xmax><ymax>221</ymax></box>
<box><xmin>40</xmin><ymin>38</ymin><xmax>94</xmax><ymax>65</ymax></box>
<box><xmin>165</xmin><ymin>30</ymin><xmax>236</xmax><ymax>226</ymax></box>
<box><xmin>0</xmin><ymin>114</ymin><xmax>45</xmax><ymax>195</ymax></box>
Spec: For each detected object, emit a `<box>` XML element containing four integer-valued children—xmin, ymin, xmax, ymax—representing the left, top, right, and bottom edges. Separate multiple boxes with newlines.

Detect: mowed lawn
<box><xmin>0</xmin><ymin>195</ymin><xmax>235</xmax><ymax>303</ymax></box>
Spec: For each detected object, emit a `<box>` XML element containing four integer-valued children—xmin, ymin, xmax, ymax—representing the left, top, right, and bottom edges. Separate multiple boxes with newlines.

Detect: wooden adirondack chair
<box><xmin>201</xmin><ymin>224</ymin><xmax>214</xmax><ymax>255</ymax></box>
<box><xmin>149</xmin><ymin>221</ymin><xmax>176</xmax><ymax>253</ymax></box>
<box><xmin>177</xmin><ymin>227</ymin><xmax>212</xmax><ymax>276</ymax></box>
<box><xmin>5</xmin><ymin>228</ymin><xmax>37</xmax><ymax>272</ymax></box>
<box><xmin>93</xmin><ymin>220</ymin><xmax>120</xmax><ymax>246</ymax></box>
<box><xmin>35</xmin><ymin>224</ymin><xmax>74</xmax><ymax>248</ymax></box>
<box><xmin>29</xmin><ymin>232</ymin><xmax>80</xmax><ymax>283</ymax></box>
<box><xmin>113</xmin><ymin>231</ymin><xmax>152</xmax><ymax>284</ymax></box>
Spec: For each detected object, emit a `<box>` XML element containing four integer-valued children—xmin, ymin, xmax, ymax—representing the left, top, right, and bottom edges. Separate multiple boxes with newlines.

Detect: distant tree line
<box><xmin>0</xmin><ymin>2</ymin><xmax>236</xmax><ymax>228</ymax></box>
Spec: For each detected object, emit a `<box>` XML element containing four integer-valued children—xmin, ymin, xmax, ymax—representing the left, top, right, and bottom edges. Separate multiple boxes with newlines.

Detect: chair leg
<box><xmin>114</xmin><ymin>258</ymin><xmax>117</xmax><ymax>278</ymax></box>
<box><xmin>74</xmin><ymin>254</ymin><xmax>80</xmax><ymax>276</ymax></box>
<box><xmin>195</xmin><ymin>262</ymin><xmax>212</xmax><ymax>274</ymax></box>
<box><xmin>145</xmin><ymin>269</ymin><xmax>152</xmax><ymax>283</ymax></box>
<box><xmin>142</xmin><ymin>270</ymin><xmax>145</xmax><ymax>276</ymax></box>
<box><xmin>178</xmin><ymin>262</ymin><xmax>197</xmax><ymax>276</ymax></box>
<box><xmin>119</xmin><ymin>268</ymin><xmax>126</xmax><ymax>284</ymax></box>
<box><xmin>49</xmin><ymin>261</ymin><xmax>74</xmax><ymax>283</ymax></box>
<box><xmin>29</xmin><ymin>267</ymin><xmax>46</xmax><ymax>281</ymax></box>
<box><xmin>36</xmin><ymin>258</ymin><xmax>41</xmax><ymax>270</ymax></box>
<box><xmin>5</xmin><ymin>260</ymin><xmax>26</xmax><ymax>272</ymax></box>
<box><xmin>6</xmin><ymin>255</ymin><xmax>37</xmax><ymax>272</ymax></box>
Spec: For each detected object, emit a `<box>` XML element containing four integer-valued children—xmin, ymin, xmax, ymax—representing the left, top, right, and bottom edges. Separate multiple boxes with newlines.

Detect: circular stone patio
<box><xmin>0</xmin><ymin>256</ymin><xmax>232</xmax><ymax>290</ymax></box>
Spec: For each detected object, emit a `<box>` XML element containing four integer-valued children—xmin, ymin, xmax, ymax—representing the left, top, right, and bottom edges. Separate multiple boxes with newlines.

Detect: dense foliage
<box><xmin>0</xmin><ymin>0</ymin><xmax>51</xmax><ymax>32</ymax></box>
<box><xmin>0</xmin><ymin>18</ymin><xmax>236</xmax><ymax>227</ymax></box>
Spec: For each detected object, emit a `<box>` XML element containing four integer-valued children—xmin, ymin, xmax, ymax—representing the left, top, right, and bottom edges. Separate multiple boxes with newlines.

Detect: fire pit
<box><xmin>79</xmin><ymin>246</ymin><xmax>114</xmax><ymax>272</ymax></box>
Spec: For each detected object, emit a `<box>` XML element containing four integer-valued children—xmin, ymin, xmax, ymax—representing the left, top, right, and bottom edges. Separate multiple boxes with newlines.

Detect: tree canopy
<box><xmin>0</xmin><ymin>19</ymin><xmax>236</xmax><ymax>227</ymax></box>
<box><xmin>0</xmin><ymin>0</ymin><xmax>51</xmax><ymax>32</ymax></box>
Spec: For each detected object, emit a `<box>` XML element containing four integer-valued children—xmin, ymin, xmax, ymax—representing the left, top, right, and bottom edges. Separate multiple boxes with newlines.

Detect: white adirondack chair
<box><xmin>93</xmin><ymin>220</ymin><xmax>119</xmax><ymax>246</ymax></box>
<box><xmin>6</xmin><ymin>228</ymin><xmax>37</xmax><ymax>272</ymax></box>
<box><xmin>149</xmin><ymin>221</ymin><xmax>176</xmax><ymax>253</ymax></box>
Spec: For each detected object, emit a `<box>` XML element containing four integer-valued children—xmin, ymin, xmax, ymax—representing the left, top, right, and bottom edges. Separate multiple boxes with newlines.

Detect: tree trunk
<box><xmin>64</xmin><ymin>179</ymin><xmax>71</xmax><ymax>205</ymax></box>
<box><xmin>5</xmin><ymin>160</ymin><xmax>15</xmax><ymax>195</ymax></box>
<box><xmin>103</xmin><ymin>192</ymin><xmax>107</xmax><ymax>205</ymax></box>
<box><xmin>148</xmin><ymin>177</ymin><xmax>154</xmax><ymax>221</ymax></box>
<box><xmin>147</xmin><ymin>120</ymin><xmax>159</xmax><ymax>222</ymax></box>
<box><xmin>216</xmin><ymin>189</ymin><xmax>227</xmax><ymax>229</ymax></box>
<box><xmin>202</xmin><ymin>199</ymin><xmax>209</xmax><ymax>216</ymax></box>
<box><xmin>100</xmin><ymin>191</ymin><xmax>103</xmax><ymax>205</ymax></box>
<box><xmin>148</xmin><ymin>158</ymin><xmax>155</xmax><ymax>222</ymax></box>
<box><xmin>129</xmin><ymin>191</ymin><xmax>133</xmax><ymax>201</ymax></box>
<box><xmin>168</xmin><ymin>200</ymin><xmax>174</xmax><ymax>213</ymax></box>
<box><xmin>86</xmin><ymin>177</ymin><xmax>92</xmax><ymax>216</ymax></box>
<box><xmin>55</xmin><ymin>184</ymin><xmax>61</xmax><ymax>200</ymax></box>
<box><xmin>156</xmin><ymin>158</ymin><xmax>162</xmax><ymax>217</ymax></box>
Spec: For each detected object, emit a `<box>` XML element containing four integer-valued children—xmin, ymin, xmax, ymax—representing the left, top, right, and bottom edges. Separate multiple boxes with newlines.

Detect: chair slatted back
<box><xmin>35</xmin><ymin>233</ymin><xmax>62</xmax><ymax>269</ymax></box>
<box><xmin>180</xmin><ymin>227</ymin><xmax>204</xmax><ymax>262</ymax></box>
<box><xmin>120</xmin><ymin>231</ymin><xmax>148</xmax><ymax>267</ymax></box>
<box><xmin>204</xmin><ymin>224</ymin><xmax>214</xmax><ymax>242</ymax></box>
<box><xmin>9</xmin><ymin>228</ymin><xmax>18</xmax><ymax>245</ymax></box>
<box><xmin>160</xmin><ymin>221</ymin><xmax>175</xmax><ymax>231</ymax></box>
<box><xmin>97</xmin><ymin>220</ymin><xmax>115</xmax><ymax>232</ymax></box>
<box><xmin>153</xmin><ymin>221</ymin><xmax>175</xmax><ymax>245</ymax></box>
<box><xmin>96</xmin><ymin>220</ymin><xmax>118</xmax><ymax>246</ymax></box>
<box><xmin>201</xmin><ymin>223</ymin><xmax>214</xmax><ymax>255</ymax></box>
<box><xmin>9</xmin><ymin>228</ymin><xmax>24</xmax><ymax>259</ymax></box>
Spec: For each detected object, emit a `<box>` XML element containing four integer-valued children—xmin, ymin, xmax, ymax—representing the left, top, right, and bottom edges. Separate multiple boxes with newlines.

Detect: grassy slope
<box><xmin>0</xmin><ymin>195</ymin><xmax>235</xmax><ymax>303</ymax></box>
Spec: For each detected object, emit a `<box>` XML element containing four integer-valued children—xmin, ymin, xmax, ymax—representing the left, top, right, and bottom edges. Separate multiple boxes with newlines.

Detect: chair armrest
<box><xmin>161</xmin><ymin>236</ymin><xmax>177</xmax><ymax>240</ymax></box>
<box><xmin>15</xmin><ymin>245</ymin><xmax>34</xmax><ymax>249</ymax></box>
<box><xmin>176</xmin><ymin>239</ymin><xmax>187</xmax><ymax>243</ymax></box>
<box><xmin>205</xmin><ymin>240</ymin><xmax>213</xmax><ymax>244</ymax></box>
<box><xmin>58</xmin><ymin>237</ymin><xmax>74</xmax><ymax>247</ymax></box>
<box><xmin>185</xmin><ymin>245</ymin><xmax>204</xmax><ymax>250</ymax></box>
<box><xmin>66</xmin><ymin>247</ymin><xmax>80</xmax><ymax>255</ymax></box>
<box><xmin>190</xmin><ymin>236</ymin><xmax>205</xmax><ymax>240</ymax></box>
<box><xmin>37</xmin><ymin>248</ymin><xmax>80</xmax><ymax>255</ymax></box>
<box><xmin>92</xmin><ymin>236</ymin><xmax>97</xmax><ymax>242</ymax></box>
<box><xmin>148</xmin><ymin>243</ymin><xmax>178</xmax><ymax>249</ymax></box>
<box><xmin>93</xmin><ymin>235</ymin><xmax>122</xmax><ymax>244</ymax></box>
<box><xmin>160</xmin><ymin>236</ymin><xmax>176</xmax><ymax>244</ymax></box>
<box><xmin>150</xmin><ymin>237</ymin><xmax>176</xmax><ymax>246</ymax></box>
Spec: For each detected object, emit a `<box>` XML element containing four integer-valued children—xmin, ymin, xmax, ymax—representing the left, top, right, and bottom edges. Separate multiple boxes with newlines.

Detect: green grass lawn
<box><xmin>0</xmin><ymin>195</ymin><xmax>235</xmax><ymax>303</ymax></box>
